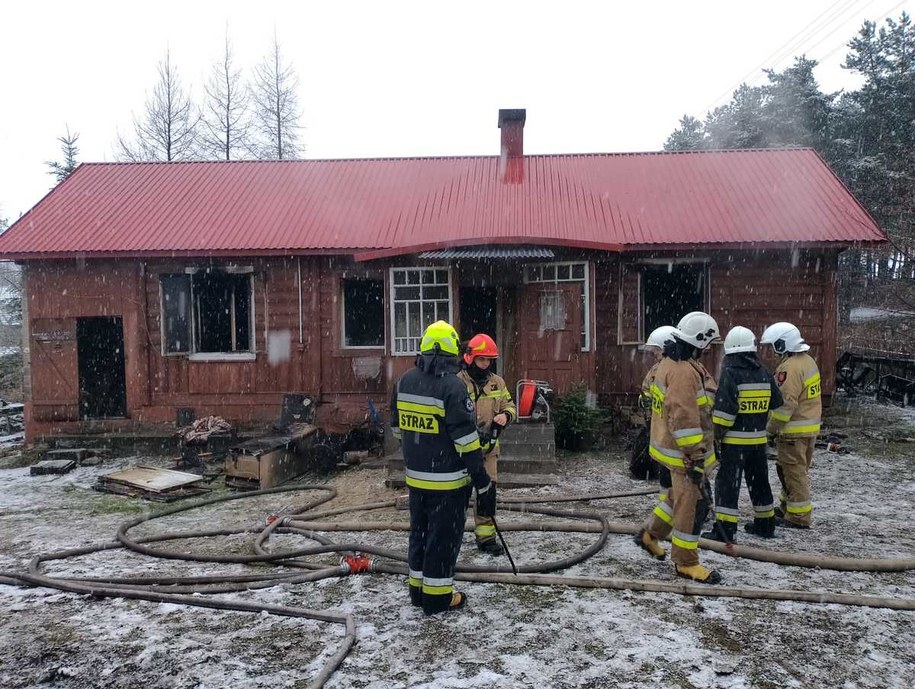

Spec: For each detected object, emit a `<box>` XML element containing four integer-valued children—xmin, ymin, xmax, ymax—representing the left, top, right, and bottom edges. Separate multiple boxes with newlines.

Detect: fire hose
<box><xmin>3</xmin><ymin>483</ymin><xmax>915</xmax><ymax>689</ymax></box>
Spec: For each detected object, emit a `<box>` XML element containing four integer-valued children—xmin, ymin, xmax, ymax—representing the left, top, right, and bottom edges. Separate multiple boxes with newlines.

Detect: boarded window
<box><xmin>343</xmin><ymin>279</ymin><xmax>384</xmax><ymax>347</ymax></box>
<box><xmin>160</xmin><ymin>270</ymin><xmax>253</xmax><ymax>355</ymax></box>
<box><xmin>642</xmin><ymin>263</ymin><xmax>707</xmax><ymax>337</ymax></box>
<box><xmin>391</xmin><ymin>268</ymin><xmax>451</xmax><ymax>355</ymax></box>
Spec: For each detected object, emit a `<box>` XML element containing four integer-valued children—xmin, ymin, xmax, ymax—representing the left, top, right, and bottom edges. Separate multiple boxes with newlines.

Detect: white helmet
<box><xmin>760</xmin><ymin>322</ymin><xmax>809</xmax><ymax>354</ymax></box>
<box><xmin>675</xmin><ymin>311</ymin><xmax>720</xmax><ymax>350</ymax></box>
<box><xmin>641</xmin><ymin>325</ymin><xmax>678</xmax><ymax>351</ymax></box>
<box><xmin>723</xmin><ymin>326</ymin><xmax>757</xmax><ymax>354</ymax></box>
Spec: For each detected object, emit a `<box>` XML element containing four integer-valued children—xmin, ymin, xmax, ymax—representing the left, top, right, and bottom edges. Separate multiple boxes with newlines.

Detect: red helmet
<box><xmin>463</xmin><ymin>333</ymin><xmax>499</xmax><ymax>365</ymax></box>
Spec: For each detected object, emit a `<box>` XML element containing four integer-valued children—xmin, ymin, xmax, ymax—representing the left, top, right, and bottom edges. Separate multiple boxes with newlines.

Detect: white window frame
<box><xmin>159</xmin><ymin>266</ymin><xmax>257</xmax><ymax>361</ymax></box>
<box><xmin>341</xmin><ymin>277</ymin><xmax>386</xmax><ymax>350</ymax></box>
<box><xmin>389</xmin><ymin>266</ymin><xmax>453</xmax><ymax>356</ymax></box>
<box><xmin>523</xmin><ymin>261</ymin><xmax>590</xmax><ymax>351</ymax></box>
<box><xmin>636</xmin><ymin>258</ymin><xmax>711</xmax><ymax>342</ymax></box>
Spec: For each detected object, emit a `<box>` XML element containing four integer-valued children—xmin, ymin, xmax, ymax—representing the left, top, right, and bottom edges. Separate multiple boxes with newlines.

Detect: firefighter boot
<box><xmin>410</xmin><ymin>584</ymin><xmax>422</xmax><ymax>607</ymax></box>
<box><xmin>701</xmin><ymin>521</ymin><xmax>736</xmax><ymax>543</ymax></box>
<box><xmin>477</xmin><ymin>538</ymin><xmax>505</xmax><ymax>556</ymax></box>
<box><xmin>675</xmin><ymin>563</ymin><xmax>722</xmax><ymax>585</ymax></box>
<box><xmin>423</xmin><ymin>591</ymin><xmax>467</xmax><ymax>616</ymax></box>
<box><xmin>744</xmin><ymin>517</ymin><xmax>776</xmax><ymax>539</ymax></box>
<box><xmin>634</xmin><ymin>529</ymin><xmax>666</xmax><ymax>560</ymax></box>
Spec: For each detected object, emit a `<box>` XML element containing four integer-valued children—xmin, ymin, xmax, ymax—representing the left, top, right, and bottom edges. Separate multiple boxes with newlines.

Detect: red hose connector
<box><xmin>342</xmin><ymin>554</ymin><xmax>373</xmax><ymax>574</ymax></box>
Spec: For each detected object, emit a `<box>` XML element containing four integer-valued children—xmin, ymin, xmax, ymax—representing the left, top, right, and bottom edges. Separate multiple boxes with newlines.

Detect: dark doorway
<box><xmin>77</xmin><ymin>317</ymin><xmax>127</xmax><ymax>419</ymax></box>
<box><xmin>459</xmin><ymin>286</ymin><xmax>498</xmax><ymax>345</ymax></box>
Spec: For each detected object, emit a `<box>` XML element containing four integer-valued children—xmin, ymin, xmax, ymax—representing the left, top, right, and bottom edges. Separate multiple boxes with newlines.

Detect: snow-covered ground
<box><xmin>1</xmin><ymin>396</ymin><xmax>914</xmax><ymax>688</ymax></box>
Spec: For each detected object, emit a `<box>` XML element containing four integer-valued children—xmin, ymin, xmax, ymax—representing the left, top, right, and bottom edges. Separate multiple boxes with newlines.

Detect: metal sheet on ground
<box><xmin>99</xmin><ymin>466</ymin><xmax>205</xmax><ymax>493</ymax></box>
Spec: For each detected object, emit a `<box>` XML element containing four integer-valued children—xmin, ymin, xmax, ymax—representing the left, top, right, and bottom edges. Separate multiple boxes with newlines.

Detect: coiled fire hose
<box><xmin>3</xmin><ymin>483</ymin><xmax>915</xmax><ymax>688</ymax></box>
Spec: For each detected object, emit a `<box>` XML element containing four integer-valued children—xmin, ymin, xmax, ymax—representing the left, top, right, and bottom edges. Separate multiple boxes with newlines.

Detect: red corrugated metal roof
<box><xmin>0</xmin><ymin>149</ymin><xmax>884</xmax><ymax>260</ymax></box>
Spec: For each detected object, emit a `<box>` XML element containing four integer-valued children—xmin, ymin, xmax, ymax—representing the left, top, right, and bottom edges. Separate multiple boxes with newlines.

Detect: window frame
<box><xmin>341</xmin><ymin>277</ymin><xmax>386</xmax><ymax>350</ymax></box>
<box><xmin>388</xmin><ymin>266</ymin><xmax>453</xmax><ymax>356</ymax></box>
<box><xmin>634</xmin><ymin>258</ymin><xmax>711</xmax><ymax>343</ymax></box>
<box><xmin>522</xmin><ymin>261</ymin><xmax>591</xmax><ymax>352</ymax></box>
<box><xmin>159</xmin><ymin>266</ymin><xmax>257</xmax><ymax>361</ymax></box>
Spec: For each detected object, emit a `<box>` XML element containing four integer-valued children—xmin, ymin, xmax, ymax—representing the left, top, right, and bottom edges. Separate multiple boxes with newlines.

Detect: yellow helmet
<box><xmin>420</xmin><ymin>320</ymin><xmax>460</xmax><ymax>356</ymax></box>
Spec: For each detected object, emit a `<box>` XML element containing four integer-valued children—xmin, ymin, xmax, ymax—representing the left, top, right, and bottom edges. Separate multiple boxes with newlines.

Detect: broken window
<box><xmin>160</xmin><ymin>268</ymin><xmax>254</xmax><ymax>356</ymax></box>
<box><xmin>343</xmin><ymin>278</ymin><xmax>384</xmax><ymax>347</ymax></box>
<box><xmin>642</xmin><ymin>262</ymin><xmax>707</xmax><ymax>337</ymax></box>
<box><xmin>524</xmin><ymin>262</ymin><xmax>590</xmax><ymax>350</ymax></box>
<box><xmin>391</xmin><ymin>268</ymin><xmax>451</xmax><ymax>355</ymax></box>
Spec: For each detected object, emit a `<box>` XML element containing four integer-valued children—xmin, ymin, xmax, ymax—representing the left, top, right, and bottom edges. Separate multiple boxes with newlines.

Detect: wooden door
<box><xmin>517</xmin><ymin>282</ymin><xmax>583</xmax><ymax>394</ymax></box>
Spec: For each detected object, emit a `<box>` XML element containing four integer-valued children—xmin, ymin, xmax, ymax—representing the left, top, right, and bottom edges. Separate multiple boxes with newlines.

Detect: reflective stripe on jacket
<box><xmin>649</xmin><ymin>357</ymin><xmax>717</xmax><ymax>473</ymax></box>
<box><xmin>766</xmin><ymin>352</ymin><xmax>822</xmax><ymax>438</ymax></box>
<box><xmin>391</xmin><ymin>356</ymin><xmax>488</xmax><ymax>491</ymax></box>
<box><xmin>712</xmin><ymin>353</ymin><xmax>784</xmax><ymax>445</ymax></box>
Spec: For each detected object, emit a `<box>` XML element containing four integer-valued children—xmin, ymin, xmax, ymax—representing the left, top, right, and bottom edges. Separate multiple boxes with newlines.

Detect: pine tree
<box><xmin>663</xmin><ymin>115</ymin><xmax>706</xmax><ymax>151</ymax></box>
<box><xmin>45</xmin><ymin>126</ymin><xmax>81</xmax><ymax>184</ymax></box>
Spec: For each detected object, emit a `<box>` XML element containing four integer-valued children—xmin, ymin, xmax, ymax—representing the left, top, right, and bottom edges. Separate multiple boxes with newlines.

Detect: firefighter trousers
<box><xmin>473</xmin><ymin>450</ymin><xmax>499</xmax><ymax>544</ymax></box>
<box><xmin>776</xmin><ymin>436</ymin><xmax>815</xmax><ymax>527</ymax></box>
<box><xmin>712</xmin><ymin>445</ymin><xmax>775</xmax><ymax>536</ymax></box>
<box><xmin>408</xmin><ymin>485</ymin><xmax>471</xmax><ymax>614</ymax></box>
<box><xmin>647</xmin><ymin>464</ymin><xmax>710</xmax><ymax>567</ymax></box>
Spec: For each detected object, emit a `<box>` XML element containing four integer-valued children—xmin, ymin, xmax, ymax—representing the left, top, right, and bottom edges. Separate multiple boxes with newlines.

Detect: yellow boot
<box><xmin>634</xmin><ymin>529</ymin><xmax>666</xmax><ymax>560</ymax></box>
<box><xmin>675</xmin><ymin>563</ymin><xmax>722</xmax><ymax>584</ymax></box>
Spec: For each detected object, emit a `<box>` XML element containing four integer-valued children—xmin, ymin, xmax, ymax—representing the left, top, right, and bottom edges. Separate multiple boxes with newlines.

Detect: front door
<box><xmin>517</xmin><ymin>282</ymin><xmax>583</xmax><ymax>394</ymax></box>
<box><xmin>77</xmin><ymin>317</ymin><xmax>127</xmax><ymax>419</ymax></box>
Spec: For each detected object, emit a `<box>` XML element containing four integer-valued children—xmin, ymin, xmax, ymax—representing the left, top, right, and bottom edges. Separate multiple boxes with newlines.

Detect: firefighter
<box><xmin>704</xmin><ymin>326</ymin><xmax>784</xmax><ymax>541</ymax></box>
<box><xmin>634</xmin><ymin>311</ymin><xmax>722</xmax><ymax>584</ymax></box>
<box><xmin>458</xmin><ymin>333</ymin><xmax>517</xmax><ymax>555</ymax></box>
<box><xmin>761</xmin><ymin>322</ymin><xmax>821</xmax><ymax>529</ymax></box>
<box><xmin>632</xmin><ymin>325</ymin><xmax>677</xmax><ymax>481</ymax></box>
<box><xmin>390</xmin><ymin>320</ymin><xmax>496</xmax><ymax>615</ymax></box>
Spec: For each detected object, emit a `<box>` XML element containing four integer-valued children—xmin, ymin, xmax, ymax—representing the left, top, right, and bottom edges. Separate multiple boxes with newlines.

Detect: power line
<box><xmin>703</xmin><ymin>0</ymin><xmax>860</xmax><ymax>110</ymax></box>
<box><xmin>814</xmin><ymin>0</ymin><xmax>909</xmax><ymax>64</ymax></box>
<box><xmin>703</xmin><ymin>0</ymin><xmax>876</xmax><ymax>113</ymax></box>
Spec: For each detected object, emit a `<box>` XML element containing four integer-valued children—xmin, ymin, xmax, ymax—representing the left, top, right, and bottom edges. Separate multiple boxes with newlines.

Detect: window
<box><xmin>390</xmin><ymin>268</ymin><xmax>451</xmax><ymax>355</ymax></box>
<box><xmin>343</xmin><ymin>278</ymin><xmax>385</xmax><ymax>348</ymax></box>
<box><xmin>641</xmin><ymin>262</ymin><xmax>708</xmax><ymax>337</ymax></box>
<box><xmin>523</xmin><ymin>261</ymin><xmax>590</xmax><ymax>350</ymax></box>
<box><xmin>160</xmin><ymin>268</ymin><xmax>254</xmax><ymax>357</ymax></box>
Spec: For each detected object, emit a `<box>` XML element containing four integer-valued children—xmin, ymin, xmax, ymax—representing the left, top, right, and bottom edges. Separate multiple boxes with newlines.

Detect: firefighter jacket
<box><xmin>457</xmin><ymin>369</ymin><xmax>516</xmax><ymax>456</ymax></box>
<box><xmin>648</xmin><ymin>357</ymin><xmax>717</xmax><ymax>473</ymax></box>
<box><xmin>712</xmin><ymin>353</ymin><xmax>784</xmax><ymax>445</ymax></box>
<box><xmin>641</xmin><ymin>362</ymin><xmax>660</xmax><ymax>396</ymax></box>
<box><xmin>390</xmin><ymin>353</ymin><xmax>489</xmax><ymax>491</ymax></box>
<box><xmin>767</xmin><ymin>352</ymin><xmax>822</xmax><ymax>438</ymax></box>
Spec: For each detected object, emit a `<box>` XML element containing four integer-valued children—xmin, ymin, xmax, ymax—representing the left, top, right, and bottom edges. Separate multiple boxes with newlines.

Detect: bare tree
<box><xmin>200</xmin><ymin>29</ymin><xmax>251</xmax><ymax>160</ymax></box>
<box><xmin>250</xmin><ymin>33</ymin><xmax>302</xmax><ymax>159</ymax></box>
<box><xmin>117</xmin><ymin>49</ymin><xmax>200</xmax><ymax>161</ymax></box>
<box><xmin>45</xmin><ymin>125</ymin><xmax>80</xmax><ymax>184</ymax></box>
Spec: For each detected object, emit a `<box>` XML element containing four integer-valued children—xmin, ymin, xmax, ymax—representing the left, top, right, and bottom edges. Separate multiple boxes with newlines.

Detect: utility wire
<box><xmin>704</xmin><ymin>0</ymin><xmax>865</xmax><ymax>111</ymax></box>
<box><xmin>814</xmin><ymin>0</ymin><xmax>909</xmax><ymax>63</ymax></box>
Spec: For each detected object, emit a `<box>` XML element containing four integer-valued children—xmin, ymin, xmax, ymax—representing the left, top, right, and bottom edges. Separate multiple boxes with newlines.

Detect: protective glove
<box><xmin>638</xmin><ymin>395</ymin><xmax>652</xmax><ymax>410</ymax></box>
<box><xmin>476</xmin><ymin>482</ymin><xmax>497</xmax><ymax>518</ymax></box>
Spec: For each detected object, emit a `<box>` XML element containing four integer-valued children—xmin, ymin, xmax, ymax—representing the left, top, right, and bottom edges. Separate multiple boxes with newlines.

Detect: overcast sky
<box><xmin>1</xmin><ymin>0</ymin><xmax>911</xmax><ymax>221</ymax></box>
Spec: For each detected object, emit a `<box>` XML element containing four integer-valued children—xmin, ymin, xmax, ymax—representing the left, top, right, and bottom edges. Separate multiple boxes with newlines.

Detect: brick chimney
<box><xmin>498</xmin><ymin>109</ymin><xmax>526</xmax><ymax>183</ymax></box>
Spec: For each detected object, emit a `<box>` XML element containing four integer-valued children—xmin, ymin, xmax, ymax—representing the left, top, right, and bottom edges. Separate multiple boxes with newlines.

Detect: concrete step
<box><xmin>385</xmin><ymin>470</ymin><xmax>561</xmax><ymax>490</ymax></box>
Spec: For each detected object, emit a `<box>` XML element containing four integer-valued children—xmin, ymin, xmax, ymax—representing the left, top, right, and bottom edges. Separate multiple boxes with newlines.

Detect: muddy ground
<box><xmin>0</xmin><ymin>394</ymin><xmax>913</xmax><ymax>688</ymax></box>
